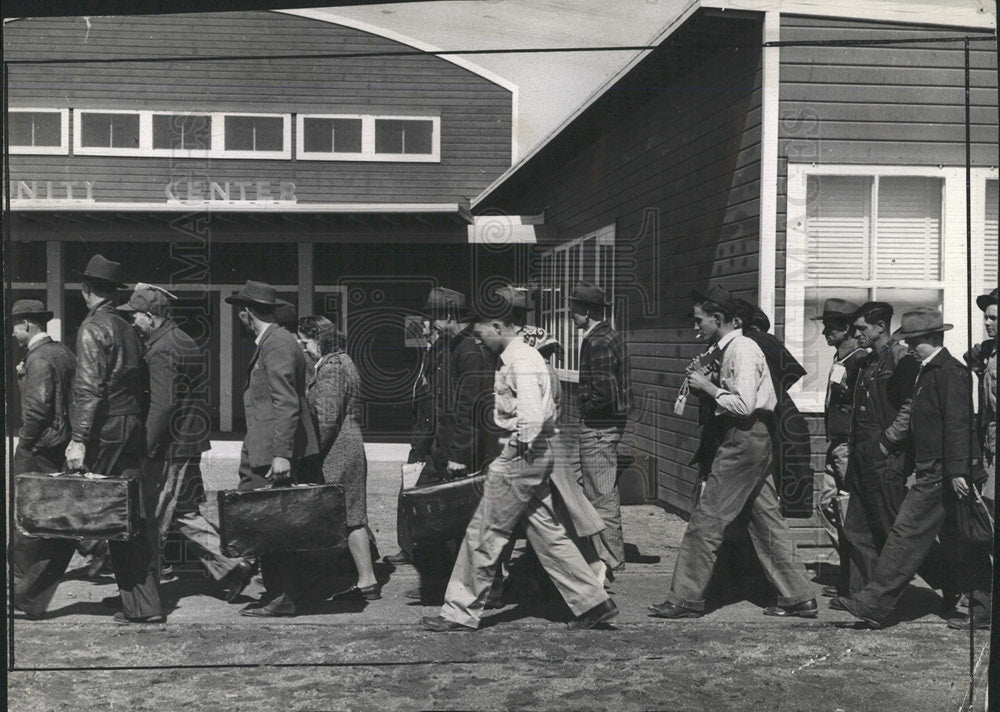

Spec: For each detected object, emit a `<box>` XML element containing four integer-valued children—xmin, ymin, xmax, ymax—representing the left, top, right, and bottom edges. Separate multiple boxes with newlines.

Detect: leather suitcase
<box><xmin>400</xmin><ymin>471</ymin><xmax>486</xmax><ymax>547</ymax></box>
<box><xmin>15</xmin><ymin>472</ymin><xmax>139</xmax><ymax>541</ymax></box>
<box><xmin>217</xmin><ymin>483</ymin><xmax>348</xmax><ymax>557</ymax></box>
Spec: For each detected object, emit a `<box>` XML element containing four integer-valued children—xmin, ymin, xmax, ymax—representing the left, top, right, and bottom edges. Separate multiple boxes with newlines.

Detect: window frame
<box><xmin>72</xmin><ymin>110</ymin><xmax>292</xmax><ymax>159</ymax></box>
<box><xmin>784</xmin><ymin>163</ymin><xmax>998</xmax><ymax>413</ymax></box>
<box><xmin>537</xmin><ymin>224</ymin><xmax>615</xmax><ymax>383</ymax></box>
<box><xmin>296</xmin><ymin>113</ymin><xmax>440</xmax><ymax>162</ymax></box>
<box><xmin>9</xmin><ymin>108</ymin><xmax>70</xmax><ymax>155</ymax></box>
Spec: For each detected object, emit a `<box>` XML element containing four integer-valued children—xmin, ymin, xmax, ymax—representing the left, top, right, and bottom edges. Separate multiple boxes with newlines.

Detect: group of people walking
<box><xmin>10</xmin><ymin>252</ymin><xmax>995</xmax><ymax>633</ymax></box>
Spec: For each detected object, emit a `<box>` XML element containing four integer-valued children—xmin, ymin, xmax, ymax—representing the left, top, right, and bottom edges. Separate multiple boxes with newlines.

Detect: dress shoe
<box><xmin>763</xmin><ymin>599</ymin><xmax>818</xmax><ymax>618</ymax></box>
<box><xmin>384</xmin><ymin>551</ymin><xmax>411</xmax><ymax>565</ymax></box>
<box><xmin>484</xmin><ymin>596</ymin><xmax>506</xmax><ymax>610</ymax></box>
<box><xmin>332</xmin><ymin>583</ymin><xmax>382</xmax><ymax>601</ymax></box>
<box><xmin>821</xmin><ymin>585</ymin><xmax>845</xmax><ymax>598</ymax></box>
<box><xmin>101</xmin><ymin>595</ymin><xmax>124</xmax><ymax>610</ymax></box>
<box><xmin>160</xmin><ymin>563</ymin><xmax>176</xmax><ymax>582</ymax></box>
<box><xmin>113</xmin><ymin>612</ymin><xmax>166</xmax><ymax>625</ymax></box>
<box><xmin>828</xmin><ymin>596</ymin><xmax>849</xmax><ymax>612</ymax></box>
<box><xmin>947</xmin><ymin>616</ymin><xmax>991</xmax><ymax>631</ymax></box>
<box><xmin>220</xmin><ymin>561</ymin><xmax>256</xmax><ymax>603</ymax></box>
<box><xmin>421</xmin><ymin>615</ymin><xmax>476</xmax><ymax>632</ymax></box>
<box><xmin>404</xmin><ymin>587</ymin><xmax>422</xmax><ymax>600</ymax></box>
<box><xmin>834</xmin><ymin>597</ymin><xmax>883</xmax><ymax>629</ymax></box>
<box><xmin>567</xmin><ymin>599</ymin><xmax>620</xmax><ymax>630</ymax></box>
<box><xmin>648</xmin><ymin>600</ymin><xmax>703</xmax><ymax>619</ymax></box>
<box><xmin>239</xmin><ymin>600</ymin><xmax>296</xmax><ymax>618</ymax></box>
<box><xmin>13</xmin><ymin>603</ymin><xmax>44</xmax><ymax>620</ymax></box>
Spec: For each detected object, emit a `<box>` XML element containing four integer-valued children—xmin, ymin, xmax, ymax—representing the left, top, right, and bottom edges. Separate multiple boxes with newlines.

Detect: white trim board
<box><xmin>700</xmin><ymin>0</ymin><xmax>995</xmax><ymax>30</ymax></box>
<box><xmin>6</xmin><ymin>200</ymin><xmax>466</xmax><ymax>215</ymax></box>
<box><xmin>279</xmin><ymin>8</ymin><xmax>520</xmax><ymax>164</ymax></box>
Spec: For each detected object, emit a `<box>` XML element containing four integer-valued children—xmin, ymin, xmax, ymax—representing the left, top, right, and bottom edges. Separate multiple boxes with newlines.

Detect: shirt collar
<box><xmin>500</xmin><ymin>336</ymin><xmax>532</xmax><ymax>366</ymax></box>
<box><xmin>27</xmin><ymin>332</ymin><xmax>51</xmax><ymax>350</ymax></box>
<box><xmin>921</xmin><ymin>346</ymin><xmax>945</xmax><ymax>368</ymax></box>
<box><xmin>582</xmin><ymin>319</ymin><xmax>602</xmax><ymax>341</ymax></box>
<box><xmin>255</xmin><ymin>322</ymin><xmax>274</xmax><ymax>346</ymax></box>
<box><xmin>716</xmin><ymin>328</ymin><xmax>741</xmax><ymax>351</ymax></box>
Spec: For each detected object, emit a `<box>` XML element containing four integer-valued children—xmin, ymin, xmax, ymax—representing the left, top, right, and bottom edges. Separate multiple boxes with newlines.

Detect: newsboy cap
<box><xmin>810</xmin><ymin>297</ymin><xmax>861</xmax><ymax>322</ymax></box>
<box><xmin>75</xmin><ymin>254</ymin><xmax>128</xmax><ymax>288</ymax></box>
<box><xmin>977</xmin><ymin>287</ymin><xmax>998</xmax><ymax>312</ymax></box>
<box><xmin>891</xmin><ymin>307</ymin><xmax>954</xmax><ymax>340</ymax></box>
<box><xmin>11</xmin><ymin>299</ymin><xmax>53</xmax><ymax>321</ymax></box>
<box><xmin>117</xmin><ymin>283</ymin><xmax>178</xmax><ymax>315</ymax></box>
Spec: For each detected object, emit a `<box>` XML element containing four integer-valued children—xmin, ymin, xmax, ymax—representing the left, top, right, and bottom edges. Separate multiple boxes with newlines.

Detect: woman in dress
<box><xmin>297</xmin><ymin>316</ymin><xmax>379</xmax><ymax>600</ymax></box>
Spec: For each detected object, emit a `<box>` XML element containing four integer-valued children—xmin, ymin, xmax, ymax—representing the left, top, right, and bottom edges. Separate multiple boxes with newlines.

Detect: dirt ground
<box><xmin>7</xmin><ymin>454</ymin><xmax>989</xmax><ymax>711</ymax></box>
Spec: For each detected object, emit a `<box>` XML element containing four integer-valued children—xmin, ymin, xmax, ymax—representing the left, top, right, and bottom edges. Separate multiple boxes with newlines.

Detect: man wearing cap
<box><xmin>119</xmin><ymin>284</ymin><xmax>255</xmax><ymax>603</ymax></box>
<box><xmin>649</xmin><ymin>287</ymin><xmax>815</xmax><ymax>620</ymax></box>
<box><xmin>63</xmin><ymin>255</ymin><xmax>164</xmax><ymax>623</ymax></box>
<box><xmin>840</xmin><ymin>302</ymin><xmax>920</xmax><ymax>598</ymax></box>
<box><xmin>570</xmin><ymin>281</ymin><xmax>632</xmax><ymax>575</ymax></box>
<box><xmin>10</xmin><ymin>300</ymin><xmax>78</xmax><ymax>618</ymax></box>
<box><xmin>965</xmin><ymin>287</ymin><xmax>997</xmax><ymax>503</ymax></box>
<box><xmin>226</xmin><ymin>280</ymin><xmax>319</xmax><ymax>617</ymax></box>
<box><xmin>836</xmin><ymin>308</ymin><xmax>990</xmax><ymax>629</ymax></box>
<box><xmin>421</xmin><ymin>299</ymin><xmax>616</xmax><ymax>632</ymax></box>
<box><xmin>811</xmin><ymin>298</ymin><xmax>868</xmax><ymax>596</ymax></box>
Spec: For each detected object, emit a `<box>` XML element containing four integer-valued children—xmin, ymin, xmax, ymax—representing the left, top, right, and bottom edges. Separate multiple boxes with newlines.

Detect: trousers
<box><xmin>579</xmin><ymin>423</ymin><xmax>626</xmax><ymax>569</ymax></box>
<box><xmin>439</xmin><ymin>438</ymin><xmax>609</xmax><ymax>628</ymax></box>
<box><xmin>667</xmin><ymin>421</ymin><xmax>814</xmax><ymax>611</ymax></box>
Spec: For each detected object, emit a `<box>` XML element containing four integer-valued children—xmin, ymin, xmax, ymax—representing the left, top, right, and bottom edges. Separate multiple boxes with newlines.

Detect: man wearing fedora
<box><xmin>840</xmin><ymin>302</ymin><xmax>920</xmax><ymax>598</ymax></box>
<box><xmin>9</xmin><ymin>299</ymin><xmax>79</xmax><ymax>618</ymax></box>
<box><xmin>119</xmin><ymin>283</ymin><xmax>255</xmax><ymax>603</ymax></box>
<box><xmin>649</xmin><ymin>287</ymin><xmax>815</xmax><ymax>620</ymax></box>
<box><xmin>836</xmin><ymin>308</ymin><xmax>990</xmax><ymax>629</ymax></box>
<box><xmin>63</xmin><ymin>254</ymin><xmax>165</xmax><ymax>623</ymax></box>
<box><xmin>811</xmin><ymin>298</ymin><xmax>868</xmax><ymax>596</ymax></box>
<box><xmin>227</xmin><ymin>280</ymin><xmax>319</xmax><ymax>617</ymax></box>
<box><xmin>403</xmin><ymin>287</ymin><xmax>500</xmax><ymax>603</ymax></box>
<box><xmin>570</xmin><ymin>281</ymin><xmax>632</xmax><ymax>577</ymax></box>
<box><xmin>965</xmin><ymin>287</ymin><xmax>997</xmax><ymax>503</ymax></box>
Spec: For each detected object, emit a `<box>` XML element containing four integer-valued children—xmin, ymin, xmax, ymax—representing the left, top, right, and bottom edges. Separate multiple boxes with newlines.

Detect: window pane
<box><xmin>805</xmin><ymin>175</ymin><xmax>871</xmax><ymax>280</ymax></box>
<box><xmin>303</xmin><ymin>117</ymin><xmax>363</xmax><ymax>153</ymax></box>
<box><xmin>985</xmin><ymin>180</ymin><xmax>998</xmax><ymax>293</ymax></box>
<box><xmin>10</xmin><ymin>112</ymin><xmax>61</xmax><ymax>147</ymax></box>
<box><xmin>875</xmin><ymin>287</ymin><xmax>944</xmax><ymax>335</ymax></box>
<box><xmin>225</xmin><ymin>116</ymin><xmax>283</xmax><ymax>151</ymax></box>
<box><xmin>799</xmin><ymin>286</ymin><xmax>870</xmax><ymax>397</ymax></box>
<box><xmin>80</xmin><ymin>113</ymin><xmax>139</xmax><ymax>148</ymax></box>
<box><xmin>152</xmin><ymin>114</ymin><xmax>211</xmax><ymax>150</ymax></box>
<box><xmin>375</xmin><ymin>119</ymin><xmax>433</xmax><ymax>154</ymax></box>
<box><xmin>874</xmin><ymin>177</ymin><xmax>942</xmax><ymax>281</ymax></box>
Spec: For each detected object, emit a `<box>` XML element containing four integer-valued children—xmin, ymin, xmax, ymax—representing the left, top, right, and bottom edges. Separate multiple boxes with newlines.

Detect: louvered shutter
<box><xmin>985</xmin><ymin>180</ymin><xmax>998</xmax><ymax>291</ymax></box>
<box><xmin>874</xmin><ymin>177</ymin><xmax>942</xmax><ymax>281</ymax></box>
<box><xmin>805</xmin><ymin>175</ymin><xmax>871</xmax><ymax>280</ymax></box>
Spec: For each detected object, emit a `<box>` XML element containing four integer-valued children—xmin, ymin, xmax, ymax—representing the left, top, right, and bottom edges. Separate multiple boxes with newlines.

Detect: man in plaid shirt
<box><xmin>571</xmin><ymin>282</ymin><xmax>633</xmax><ymax>576</ymax></box>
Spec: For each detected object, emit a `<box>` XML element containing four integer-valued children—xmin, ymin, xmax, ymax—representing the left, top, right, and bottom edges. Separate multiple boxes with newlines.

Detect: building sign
<box><xmin>15</xmin><ymin>180</ymin><xmax>96</xmax><ymax>201</ymax></box>
<box><xmin>165</xmin><ymin>179</ymin><xmax>297</xmax><ymax>204</ymax></box>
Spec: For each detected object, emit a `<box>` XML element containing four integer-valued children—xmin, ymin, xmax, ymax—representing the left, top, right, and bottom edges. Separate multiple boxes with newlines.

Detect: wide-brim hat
<box><xmin>810</xmin><ymin>297</ymin><xmax>861</xmax><ymax>322</ymax></box>
<box><xmin>568</xmin><ymin>281</ymin><xmax>612</xmax><ymax>308</ymax></box>
<box><xmin>891</xmin><ymin>307</ymin><xmax>954</xmax><ymax>340</ymax></box>
<box><xmin>225</xmin><ymin>280</ymin><xmax>279</xmax><ymax>309</ymax></box>
<box><xmin>691</xmin><ymin>285</ymin><xmax>740</xmax><ymax>317</ymax></box>
<box><xmin>11</xmin><ymin>299</ymin><xmax>53</xmax><ymax>321</ymax></box>
<box><xmin>423</xmin><ymin>287</ymin><xmax>472</xmax><ymax>320</ymax></box>
<box><xmin>976</xmin><ymin>287</ymin><xmax>998</xmax><ymax>312</ymax></box>
<box><xmin>75</xmin><ymin>254</ymin><xmax>128</xmax><ymax>288</ymax></box>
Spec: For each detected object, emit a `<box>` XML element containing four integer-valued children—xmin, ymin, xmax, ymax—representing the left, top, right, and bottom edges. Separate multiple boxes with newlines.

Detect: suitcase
<box><xmin>400</xmin><ymin>471</ymin><xmax>487</xmax><ymax>547</ymax></box>
<box><xmin>15</xmin><ymin>471</ymin><xmax>140</xmax><ymax>541</ymax></box>
<box><xmin>217</xmin><ymin>483</ymin><xmax>348</xmax><ymax>557</ymax></box>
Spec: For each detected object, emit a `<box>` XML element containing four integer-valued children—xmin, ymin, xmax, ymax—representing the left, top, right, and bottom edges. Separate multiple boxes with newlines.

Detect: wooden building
<box><xmin>472</xmin><ymin>1</ymin><xmax>998</xmax><ymax>547</ymax></box>
<box><xmin>4</xmin><ymin>9</ymin><xmax>521</xmax><ymax>436</ymax></box>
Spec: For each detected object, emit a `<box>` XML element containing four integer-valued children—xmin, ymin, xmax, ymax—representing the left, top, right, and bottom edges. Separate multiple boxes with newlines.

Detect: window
<box><xmin>152</xmin><ymin>114</ymin><xmax>211</xmax><ymax>151</ymax></box>
<box><xmin>537</xmin><ymin>225</ymin><xmax>615</xmax><ymax>381</ymax></box>
<box><xmin>296</xmin><ymin>114</ymin><xmax>439</xmax><ymax>162</ymax></box>
<box><xmin>785</xmin><ymin>165</ymin><xmax>998</xmax><ymax>412</ymax></box>
<box><xmin>73</xmin><ymin>110</ymin><xmax>291</xmax><ymax>158</ymax></box>
<box><xmin>10</xmin><ymin>109</ymin><xmax>68</xmax><ymax>154</ymax></box>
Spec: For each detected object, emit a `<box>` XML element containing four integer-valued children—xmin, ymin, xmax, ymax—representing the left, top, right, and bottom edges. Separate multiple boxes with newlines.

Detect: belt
<box><xmin>716</xmin><ymin>410</ymin><xmax>775</xmax><ymax>432</ymax></box>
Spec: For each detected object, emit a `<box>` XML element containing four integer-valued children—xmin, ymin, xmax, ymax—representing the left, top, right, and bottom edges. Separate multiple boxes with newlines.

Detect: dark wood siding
<box><xmin>3</xmin><ymin>11</ymin><xmax>512</xmax><ymax>205</ymax></box>
<box><xmin>477</xmin><ymin>12</ymin><xmax>765</xmax><ymax>515</ymax></box>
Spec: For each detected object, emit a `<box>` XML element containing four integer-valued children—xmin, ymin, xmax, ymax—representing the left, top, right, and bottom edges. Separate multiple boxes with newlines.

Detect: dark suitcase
<box><xmin>217</xmin><ymin>483</ymin><xmax>348</xmax><ymax>557</ymax></box>
<box><xmin>15</xmin><ymin>471</ymin><xmax>140</xmax><ymax>541</ymax></box>
<box><xmin>400</xmin><ymin>471</ymin><xmax>486</xmax><ymax>547</ymax></box>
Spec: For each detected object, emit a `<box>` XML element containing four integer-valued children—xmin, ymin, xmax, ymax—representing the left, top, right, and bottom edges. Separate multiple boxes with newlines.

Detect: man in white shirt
<box><xmin>421</xmin><ymin>299</ymin><xmax>616</xmax><ymax>632</ymax></box>
<box><xmin>649</xmin><ymin>286</ymin><xmax>816</xmax><ymax>619</ymax></box>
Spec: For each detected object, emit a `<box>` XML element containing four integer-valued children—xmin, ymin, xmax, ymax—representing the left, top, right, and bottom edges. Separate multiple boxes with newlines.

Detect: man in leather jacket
<box><xmin>10</xmin><ymin>300</ymin><xmax>78</xmax><ymax>619</ymax></box>
<box><xmin>67</xmin><ymin>255</ymin><xmax>165</xmax><ymax>624</ymax></box>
